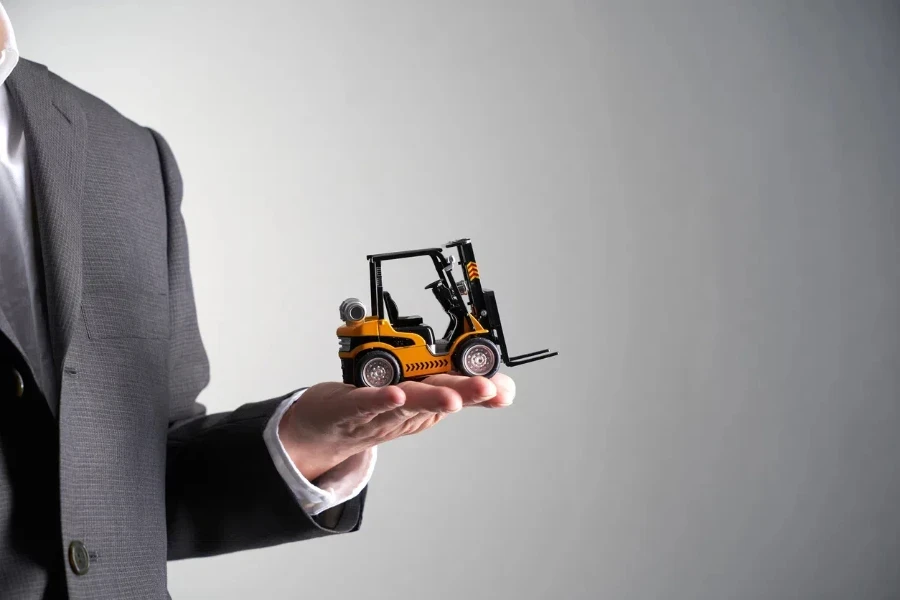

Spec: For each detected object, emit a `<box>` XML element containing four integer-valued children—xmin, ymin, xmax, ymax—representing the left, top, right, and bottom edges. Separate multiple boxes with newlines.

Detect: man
<box><xmin>0</xmin><ymin>4</ymin><xmax>516</xmax><ymax>599</ymax></box>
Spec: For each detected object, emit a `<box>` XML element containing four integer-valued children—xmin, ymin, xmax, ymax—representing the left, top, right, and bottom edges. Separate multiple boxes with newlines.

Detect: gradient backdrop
<box><xmin>6</xmin><ymin>1</ymin><xmax>900</xmax><ymax>599</ymax></box>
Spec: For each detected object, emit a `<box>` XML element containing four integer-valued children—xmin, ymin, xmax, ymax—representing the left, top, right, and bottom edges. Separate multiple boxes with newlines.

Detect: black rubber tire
<box><xmin>453</xmin><ymin>337</ymin><xmax>501</xmax><ymax>379</ymax></box>
<box><xmin>355</xmin><ymin>350</ymin><xmax>402</xmax><ymax>388</ymax></box>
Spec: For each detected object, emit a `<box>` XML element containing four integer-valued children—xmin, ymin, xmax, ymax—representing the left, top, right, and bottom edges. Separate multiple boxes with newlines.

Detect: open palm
<box><xmin>279</xmin><ymin>373</ymin><xmax>516</xmax><ymax>481</ymax></box>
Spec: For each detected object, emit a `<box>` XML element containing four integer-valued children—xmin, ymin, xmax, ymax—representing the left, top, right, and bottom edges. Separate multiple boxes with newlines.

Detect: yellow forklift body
<box><xmin>338</xmin><ymin>316</ymin><xmax>489</xmax><ymax>379</ymax></box>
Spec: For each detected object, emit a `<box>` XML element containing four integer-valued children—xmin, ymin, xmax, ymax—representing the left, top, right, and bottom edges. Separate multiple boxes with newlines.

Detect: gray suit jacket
<box><xmin>0</xmin><ymin>58</ymin><xmax>365</xmax><ymax>600</ymax></box>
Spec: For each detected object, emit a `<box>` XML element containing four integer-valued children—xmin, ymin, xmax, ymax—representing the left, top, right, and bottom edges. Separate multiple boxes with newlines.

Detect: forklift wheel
<box><xmin>355</xmin><ymin>350</ymin><xmax>401</xmax><ymax>388</ymax></box>
<box><xmin>453</xmin><ymin>337</ymin><xmax>501</xmax><ymax>379</ymax></box>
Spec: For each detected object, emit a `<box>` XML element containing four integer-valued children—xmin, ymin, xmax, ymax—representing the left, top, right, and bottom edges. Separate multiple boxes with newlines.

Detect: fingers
<box><xmin>486</xmin><ymin>372</ymin><xmax>516</xmax><ymax>408</ymax></box>
<box><xmin>336</xmin><ymin>385</ymin><xmax>406</xmax><ymax>422</ymax></box>
<box><xmin>396</xmin><ymin>380</ymin><xmax>463</xmax><ymax>414</ymax></box>
<box><xmin>422</xmin><ymin>373</ymin><xmax>497</xmax><ymax>406</ymax></box>
<box><xmin>362</xmin><ymin>380</ymin><xmax>462</xmax><ymax>429</ymax></box>
<box><xmin>422</xmin><ymin>372</ymin><xmax>516</xmax><ymax>408</ymax></box>
<box><xmin>322</xmin><ymin>370</ymin><xmax>517</xmax><ymax>430</ymax></box>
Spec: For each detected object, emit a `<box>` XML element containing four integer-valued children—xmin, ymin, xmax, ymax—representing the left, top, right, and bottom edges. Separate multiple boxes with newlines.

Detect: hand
<box><xmin>278</xmin><ymin>373</ymin><xmax>516</xmax><ymax>481</ymax></box>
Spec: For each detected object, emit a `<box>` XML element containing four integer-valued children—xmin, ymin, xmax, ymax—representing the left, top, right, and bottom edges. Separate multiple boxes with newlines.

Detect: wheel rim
<box><xmin>361</xmin><ymin>357</ymin><xmax>394</xmax><ymax>387</ymax></box>
<box><xmin>462</xmin><ymin>343</ymin><xmax>496</xmax><ymax>376</ymax></box>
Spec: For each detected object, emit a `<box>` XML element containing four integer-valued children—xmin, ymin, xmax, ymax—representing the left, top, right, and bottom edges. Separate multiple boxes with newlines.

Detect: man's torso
<box><xmin>1</xmin><ymin>58</ymin><xmax>180</xmax><ymax>600</ymax></box>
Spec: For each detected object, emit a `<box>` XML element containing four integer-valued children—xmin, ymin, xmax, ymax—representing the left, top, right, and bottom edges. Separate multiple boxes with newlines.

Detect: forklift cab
<box><xmin>366</xmin><ymin>247</ymin><xmax>468</xmax><ymax>353</ymax></box>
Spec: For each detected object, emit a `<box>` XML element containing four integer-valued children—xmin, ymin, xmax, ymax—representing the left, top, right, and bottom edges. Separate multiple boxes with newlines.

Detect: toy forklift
<box><xmin>337</xmin><ymin>238</ymin><xmax>557</xmax><ymax>387</ymax></box>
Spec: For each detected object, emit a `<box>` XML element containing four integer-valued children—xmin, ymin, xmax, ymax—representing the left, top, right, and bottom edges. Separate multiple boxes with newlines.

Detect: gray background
<box><xmin>6</xmin><ymin>1</ymin><xmax>900</xmax><ymax>599</ymax></box>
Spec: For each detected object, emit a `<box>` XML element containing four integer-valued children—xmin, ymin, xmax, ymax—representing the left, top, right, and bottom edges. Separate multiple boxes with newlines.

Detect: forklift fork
<box><xmin>506</xmin><ymin>348</ymin><xmax>559</xmax><ymax>366</ymax></box>
<box><xmin>482</xmin><ymin>290</ymin><xmax>558</xmax><ymax>368</ymax></box>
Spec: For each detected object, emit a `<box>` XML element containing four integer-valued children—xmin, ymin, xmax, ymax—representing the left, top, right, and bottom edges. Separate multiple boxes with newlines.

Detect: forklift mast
<box><xmin>446</xmin><ymin>239</ymin><xmax>557</xmax><ymax>367</ymax></box>
<box><xmin>446</xmin><ymin>238</ymin><xmax>487</xmax><ymax>318</ymax></box>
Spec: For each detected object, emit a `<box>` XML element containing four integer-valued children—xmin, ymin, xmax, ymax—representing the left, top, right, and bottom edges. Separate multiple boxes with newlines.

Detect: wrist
<box><xmin>279</xmin><ymin>402</ymin><xmax>355</xmax><ymax>482</ymax></box>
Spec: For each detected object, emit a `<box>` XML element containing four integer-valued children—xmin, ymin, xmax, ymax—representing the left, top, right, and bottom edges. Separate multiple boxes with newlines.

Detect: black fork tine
<box><xmin>504</xmin><ymin>350</ymin><xmax>559</xmax><ymax>367</ymax></box>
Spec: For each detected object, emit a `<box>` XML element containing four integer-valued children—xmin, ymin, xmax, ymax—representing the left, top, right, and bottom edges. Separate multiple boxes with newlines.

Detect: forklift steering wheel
<box><xmin>425</xmin><ymin>280</ymin><xmax>443</xmax><ymax>290</ymax></box>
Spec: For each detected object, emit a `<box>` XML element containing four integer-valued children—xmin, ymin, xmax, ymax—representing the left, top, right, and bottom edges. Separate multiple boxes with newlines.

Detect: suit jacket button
<box><xmin>68</xmin><ymin>541</ymin><xmax>90</xmax><ymax>575</ymax></box>
<box><xmin>12</xmin><ymin>368</ymin><xmax>24</xmax><ymax>398</ymax></box>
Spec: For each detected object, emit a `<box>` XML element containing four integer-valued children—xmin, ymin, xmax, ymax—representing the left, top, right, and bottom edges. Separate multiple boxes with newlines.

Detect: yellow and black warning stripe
<box><xmin>466</xmin><ymin>261</ymin><xmax>479</xmax><ymax>281</ymax></box>
<box><xmin>406</xmin><ymin>359</ymin><xmax>450</xmax><ymax>372</ymax></box>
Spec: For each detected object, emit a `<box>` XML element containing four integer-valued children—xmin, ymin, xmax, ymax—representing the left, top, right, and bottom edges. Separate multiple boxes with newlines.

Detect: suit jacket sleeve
<box><xmin>147</xmin><ymin>128</ymin><xmax>366</xmax><ymax>561</ymax></box>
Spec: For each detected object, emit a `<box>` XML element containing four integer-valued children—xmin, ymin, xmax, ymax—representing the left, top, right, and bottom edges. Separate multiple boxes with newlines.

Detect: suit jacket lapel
<box><xmin>6</xmin><ymin>58</ymin><xmax>86</xmax><ymax>407</ymax></box>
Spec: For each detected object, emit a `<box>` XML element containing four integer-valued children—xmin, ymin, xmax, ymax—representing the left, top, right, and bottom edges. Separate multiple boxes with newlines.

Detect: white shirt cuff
<box><xmin>262</xmin><ymin>388</ymin><xmax>376</xmax><ymax>516</ymax></box>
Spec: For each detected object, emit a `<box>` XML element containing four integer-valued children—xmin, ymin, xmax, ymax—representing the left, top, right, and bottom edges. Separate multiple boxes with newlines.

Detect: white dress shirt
<box><xmin>0</xmin><ymin>2</ymin><xmax>373</xmax><ymax>517</ymax></box>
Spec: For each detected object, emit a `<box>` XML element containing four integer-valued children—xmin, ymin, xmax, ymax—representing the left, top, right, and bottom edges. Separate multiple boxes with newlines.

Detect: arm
<box><xmin>149</xmin><ymin>128</ymin><xmax>366</xmax><ymax>560</ymax></box>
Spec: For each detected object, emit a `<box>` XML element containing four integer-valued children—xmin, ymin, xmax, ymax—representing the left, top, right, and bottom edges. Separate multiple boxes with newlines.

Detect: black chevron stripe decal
<box><xmin>407</xmin><ymin>359</ymin><xmax>452</xmax><ymax>374</ymax></box>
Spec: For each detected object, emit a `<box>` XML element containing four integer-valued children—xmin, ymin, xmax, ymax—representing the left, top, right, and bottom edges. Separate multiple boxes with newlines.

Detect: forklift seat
<box><xmin>382</xmin><ymin>291</ymin><xmax>424</xmax><ymax>327</ymax></box>
<box><xmin>382</xmin><ymin>291</ymin><xmax>434</xmax><ymax>345</ymax></box>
